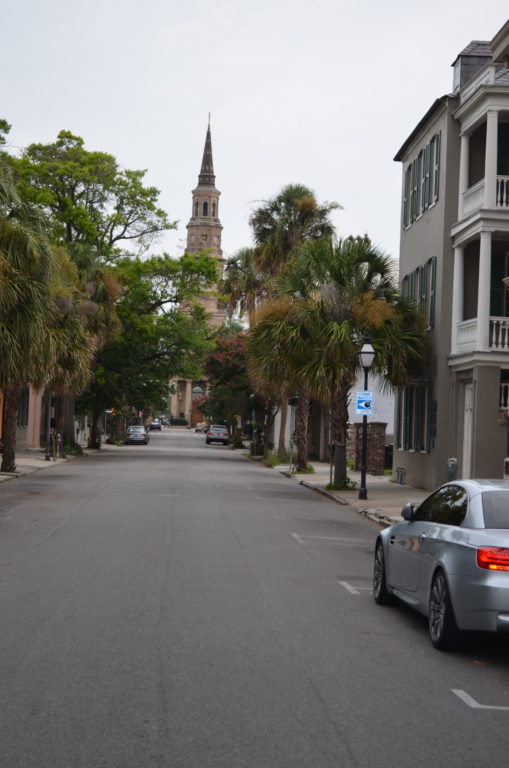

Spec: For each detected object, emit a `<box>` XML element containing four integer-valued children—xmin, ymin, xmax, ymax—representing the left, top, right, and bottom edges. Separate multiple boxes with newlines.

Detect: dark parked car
<box><xmin>125</xmin><ymin>426</ymin><xmax>150</xmax><ymax>444</ymax></box>
<box><xmin>374</xmin><ymin>479</ymin><xmax>509</xmax><ymax>650</ymax></box>
<box><xmin>205</xmin><ymin>425</ymin><xmax>229</xmax><ymax>445</ymax></box>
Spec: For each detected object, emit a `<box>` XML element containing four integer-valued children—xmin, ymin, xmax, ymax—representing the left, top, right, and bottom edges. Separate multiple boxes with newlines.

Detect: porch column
<box><xmin>476</xmin><ymin>231</ymin><xmax>492</xmax><ymax>350</ymax></box>
<box><xmin>458</xmin><ymin>133</ymin><xmax>469</xmax><ymax>220</ymax></box>
<box><xmin>451</xmin><ymin>245</ymin><xmax>464</xmax><ymax>354</ymax></box>
<box><xmin>484</xmin><ymin>110</ymin><xmax>498</xmax><ymax>208</ymax></box>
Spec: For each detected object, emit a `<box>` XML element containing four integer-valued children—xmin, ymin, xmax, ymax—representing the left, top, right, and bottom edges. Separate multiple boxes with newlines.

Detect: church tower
<box><xmin>169</xmin><ymin>119</ymin><xmax>225</xmax><ymax>424</ymax></box>
<box><xmin>186</xmin><ymin>118</ymin><xmax>224</xmax><ymax>326</ymax></box>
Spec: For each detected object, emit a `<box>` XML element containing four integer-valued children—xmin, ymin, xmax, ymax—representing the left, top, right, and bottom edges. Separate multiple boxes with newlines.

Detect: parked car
<box><xmin>373</xmin><ymin>479</ymin><xmax>509</xmax><ymax>650</ymax></box>
<box><xmin>195</xmin><ymin>422</ymin><xmax>207</xmax><ymax>433</ymax></box>
<box><xmin>205</xmin><ymin>425</ymin><xmax>229</xmax><ymax>445</ymax></box>
<box><xmin>125</xmin><ymin>426</ymin><xmax>150</xmax><ymax>444</ymax></box>
<box><xmin>149</xmin><ymin>420</ymin><xmax>161</xmax><ymax>430</ymax></box>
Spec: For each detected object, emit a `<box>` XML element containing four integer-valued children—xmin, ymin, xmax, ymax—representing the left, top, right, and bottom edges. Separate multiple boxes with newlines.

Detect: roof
<box><xmin>451</xmin><ymin>40</ymin><xmax>492</xmax><ymax>65</ymax></box>
<box><xmin>394</xmin><ymin>96</ymin><xmax>448</xmax><ymax>162</ymax></box>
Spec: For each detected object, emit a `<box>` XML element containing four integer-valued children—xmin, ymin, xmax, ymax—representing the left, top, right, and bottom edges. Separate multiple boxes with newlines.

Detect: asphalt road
<box><xmin>1</xmin><ymin>429</ymin><xmax>509</xmax><ymax>767</ymax></box>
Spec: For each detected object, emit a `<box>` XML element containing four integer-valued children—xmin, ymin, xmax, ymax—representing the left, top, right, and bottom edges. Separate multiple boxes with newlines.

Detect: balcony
<box><xmin>456</xmin><ymin>317</ymin><xmax>509</xmax><ymax>353</ymax></box>
<box><xmin>462</xmin><ymin>176</ymin><xmax>509</xmax><ymax>217</ymax></box>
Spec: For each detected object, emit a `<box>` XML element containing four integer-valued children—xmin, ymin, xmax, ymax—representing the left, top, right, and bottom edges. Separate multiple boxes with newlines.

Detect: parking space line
<box><xmin>452</xmin><ymin>689</ymin><xmax>509</xmax><ymax>711</ymax></box>
<box><xmin>292</xmin><ymin>534</ymin><xmax>370</xmax><ymax>544</ymax></box>
<box><xmin>339</xmin><ymin>580</ymin><xmax>372</xmax><ymax>595</ymax></box>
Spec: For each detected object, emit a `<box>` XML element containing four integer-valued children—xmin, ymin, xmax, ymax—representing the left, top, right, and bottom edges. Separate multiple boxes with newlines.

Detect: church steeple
<box><xmin>186</xmin><ymin>118</ymin><xmax>224</xmax><ymax>326</ymax></box>
<box><xmin>198</xmin><ymin>115</ymin><xmax>215</xmax><ymax>186</ymax></box>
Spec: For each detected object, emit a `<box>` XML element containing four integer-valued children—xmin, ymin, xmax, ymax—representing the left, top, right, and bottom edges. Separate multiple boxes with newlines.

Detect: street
<box><xmin>1</xmin><ymin>429</ymin><xmax>509</xmax><ymax>767</ymax></box>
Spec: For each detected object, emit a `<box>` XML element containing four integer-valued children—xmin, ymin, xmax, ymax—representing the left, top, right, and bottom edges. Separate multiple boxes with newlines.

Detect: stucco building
<box><xmin>394</xmin><ymin>19</ymin><xmax>509</xmax><ymax>489</ymax></box>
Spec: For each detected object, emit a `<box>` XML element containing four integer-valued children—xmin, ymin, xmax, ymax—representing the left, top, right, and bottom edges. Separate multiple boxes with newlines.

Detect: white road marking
<box><xmin>452</xmin><ymin>689</ymin><xmax>509</xmax><ymax>711</ymax></box>
<box><xmin>291</xmin><ymin>533</ymin><xmax>305</xmax><ymax>545</ymax></box>
<box><xmin>339</xmin><ymin>580</ymin><xmax>372</xmax><ymax>595</ymax></box>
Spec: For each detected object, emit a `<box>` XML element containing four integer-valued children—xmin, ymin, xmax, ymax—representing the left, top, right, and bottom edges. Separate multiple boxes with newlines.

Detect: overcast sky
<box><xmin>2</xmin><ymin>1</ymin><xmax>507</xmax><ymax>263</ymax></box>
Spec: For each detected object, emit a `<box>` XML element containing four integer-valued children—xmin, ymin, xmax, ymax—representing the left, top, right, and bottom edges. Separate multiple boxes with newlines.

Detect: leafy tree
<box><xmin>12</xmin><ymin>131</ymin><xmax>174</xmax><ymax>263</ymax></box>
<box><xmin>77</xmin><ymin>251</ymin><xmax>217</xmax><ymax>447</ymax></box>
<box><xmin>6</xmin><ymin>129</ymin><xmax>176</xmax><ymax>446</ymax></box>
<box><xmin>201</xmin><ymin>331</ymin><xmax>251</xmax><ymax>440</ymax></box>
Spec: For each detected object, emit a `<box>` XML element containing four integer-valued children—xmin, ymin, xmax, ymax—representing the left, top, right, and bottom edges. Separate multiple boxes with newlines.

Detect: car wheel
<box><xmin>373</xmin><ymin>540</ymin><xmax>393</xmax><ymax>605</ymax></box>
<box><xmin>429</xmin><ymin>570</ymin><xmax>460</xmax><ymax>651</ymax></box>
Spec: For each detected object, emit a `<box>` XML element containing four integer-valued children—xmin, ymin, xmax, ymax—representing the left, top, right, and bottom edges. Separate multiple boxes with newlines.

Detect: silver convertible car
<box><xmin>373</xmin><ymin>479</ymin><xmax>509</xmax><ymax>650</ymax></box>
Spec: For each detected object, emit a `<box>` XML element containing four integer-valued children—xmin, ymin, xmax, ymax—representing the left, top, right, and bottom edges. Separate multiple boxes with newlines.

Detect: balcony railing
<box><xmin>496</xmin><ymin>176</ymin><xmax>509</xmax><ymax>208</ymax></box>
<box><xmin>456</xmin><ymin>317</ymin><xmax>509</xmax><ymax>353</ymax></box>
<box><xmin>462</xmin><ymin>176</ymin><xmax>509</xmax><ymax>215</ymax></box>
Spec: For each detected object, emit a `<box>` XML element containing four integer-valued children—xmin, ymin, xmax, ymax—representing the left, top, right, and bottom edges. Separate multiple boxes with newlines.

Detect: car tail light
<box><xmin>477</xmin><ymin>547</ymin><xmax>509</xmax><ymax>571</ymax></box>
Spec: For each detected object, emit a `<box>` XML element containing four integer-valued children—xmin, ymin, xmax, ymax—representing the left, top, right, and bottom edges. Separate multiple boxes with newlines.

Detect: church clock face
<box><xmin>200</xmin><ymin>234</ymin><xmax>209</xmax><ymax>243</ymax></box>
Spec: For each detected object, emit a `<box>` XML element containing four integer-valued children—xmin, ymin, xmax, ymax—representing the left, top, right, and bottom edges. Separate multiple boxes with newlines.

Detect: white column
<box><xmin>484</xmin><ymin>111</ymin><xmax>498</xmax><ymax>208</ymax></box>
<box><xmin>476</xmin><ymin>231</ymin><xmax>492</xmax><ymax>350</ymax></box>
<box><xmin>458</xmin><ymin>134</ymin><xmax>469</xmax><ymax>219</ymax></box>
<box><xmin>451</xmin><ymin>246</ymin><xmax>464</xmax><ymax>354</ymax></box>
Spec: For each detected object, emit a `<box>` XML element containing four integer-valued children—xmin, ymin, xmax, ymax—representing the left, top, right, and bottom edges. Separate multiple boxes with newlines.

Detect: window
<box><xmin>414</xmin><ymin>485</ymin><xmax>467</xmax><ymax>525</ymax></box>
<box><xmin>194</xmin><ymin>202</ymin><xmax>199</xmax><ymax>217</ymax></box>
<box><xmin>212</xmin><ymin>202</ymin><xmax>216</xmax><ymax>217</ymax></box>
<box><xmin>202</xmin><ymin>202</ymin><xmax>208</xmax><ymax>216</ymax></box>
<box><xmin>403</xmin><ymin>165</ymin><xmax>411</xmax><ymax>228</ymax></box>
<box><xmin>433</xmin><ymin>132</ymin><xmax>441</xmax><ymax>202</ymax></box>
<box><xmin>396</xmin><ymin>381</ymin><xmax>432</xmax><ymax>452</ymax></box>
<box><xmin>402</xmin><ymin>131</ymin><xmax>441</xmax><ymax>229</ymax></box>
<box><xmin>401</xmin><ymin>257</ymin><xmax>436</xmax><ymax>329</ymax></box>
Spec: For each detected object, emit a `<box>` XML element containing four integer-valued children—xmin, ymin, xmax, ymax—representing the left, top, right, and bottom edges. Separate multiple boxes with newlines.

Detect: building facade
<box><xmin>395</xmin><ymin>19</ymin><xmax>509</xmax><ymax>489</ymax></box>
<box><xmin>170</xmin><ymin>119</ymin><xmax>225</xmax><ymax>424</ymax></box>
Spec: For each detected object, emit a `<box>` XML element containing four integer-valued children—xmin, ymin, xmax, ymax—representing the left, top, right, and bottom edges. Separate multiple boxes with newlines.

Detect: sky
<box><xmin>2</xmin><ymin>1</ymin><xmax>508</xmax><ymax>264</ymax></box>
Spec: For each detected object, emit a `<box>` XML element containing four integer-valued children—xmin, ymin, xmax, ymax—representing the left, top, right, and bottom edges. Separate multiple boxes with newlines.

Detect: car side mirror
<box><xmin>401</xmin><ymin>502</ymin><xmax>415</xmax><ymax>521</ymax></box>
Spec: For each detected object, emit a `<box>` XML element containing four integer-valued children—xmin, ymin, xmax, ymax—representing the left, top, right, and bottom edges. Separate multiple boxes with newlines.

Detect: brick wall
<box><xmin>347</xmin><ymin>422</ymin><xmax>387</xmax><ymax>475</ymax></box>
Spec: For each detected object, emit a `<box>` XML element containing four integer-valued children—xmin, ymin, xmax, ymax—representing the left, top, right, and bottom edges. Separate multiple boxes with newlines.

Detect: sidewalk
<box><xmin>274</xmin><ymin>461</ymin><xmax>430</xmax><ymax>527</ymax></box>
<box><xmin>0</xmin><ymin>446</ymin><xmax>83</xmax><ymax>482</ymax></box>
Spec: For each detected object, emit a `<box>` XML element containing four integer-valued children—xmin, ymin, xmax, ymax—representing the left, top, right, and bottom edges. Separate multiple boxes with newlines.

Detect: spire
<box><xmin>198</xmin><ymin>117</ymin><xmax>215</xmax><ymax>186</ymax></box>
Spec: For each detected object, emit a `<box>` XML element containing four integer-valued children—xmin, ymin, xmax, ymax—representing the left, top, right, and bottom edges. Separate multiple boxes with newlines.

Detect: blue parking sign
<box><xmin>356</xmin><ymin>391</ymin><xmax>373</xmax><ymax>415</ymax></box>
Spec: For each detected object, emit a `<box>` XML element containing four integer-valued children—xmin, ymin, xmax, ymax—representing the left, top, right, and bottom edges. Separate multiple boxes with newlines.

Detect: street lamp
<box><xmin>358</xmin><ymin>339</ymin><xmax>375</xmax><ymax>500</ymax></box>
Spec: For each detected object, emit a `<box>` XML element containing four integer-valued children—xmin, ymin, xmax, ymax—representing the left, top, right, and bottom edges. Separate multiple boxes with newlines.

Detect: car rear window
<box><xmin>482</xmin><ymin>491</ymin><xmax>509</xmax><ymax>528</ymax></box>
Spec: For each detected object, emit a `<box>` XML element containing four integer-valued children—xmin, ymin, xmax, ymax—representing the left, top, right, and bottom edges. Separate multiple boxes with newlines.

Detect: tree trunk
<box><xmin>1</xmin><ymin>387</ymin><xmax>20</xmax><ymax>473</ymax></box>
<box><xmin>54</xmin><ymin>392</ymin><xmax>77</xmax><ymax>449</ymax></box>
<box><xmin>330</xmin><ymin>377</ymin><xmax>353</xmax><ymax>486</ymax></box>
<box><xmin>277</xmin><ymin>398</ymin><xmax>288</xmax><ymax>455</ymax></box>
<box><xmin>88</xmin><ymin>409</ymin><xmax>102</xmax><ymax>449</ymax></box>
<box><xmin>295</xmin><ymin>385</ymin><xmax>311</xmax><ymax>471</ymax></box>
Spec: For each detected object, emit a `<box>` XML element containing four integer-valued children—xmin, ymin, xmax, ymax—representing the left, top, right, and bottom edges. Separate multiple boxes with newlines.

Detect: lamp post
<box><xmin>358</xmin><ymin>340</ymin><xmax>375</xmax><ymax>500</ymax></box>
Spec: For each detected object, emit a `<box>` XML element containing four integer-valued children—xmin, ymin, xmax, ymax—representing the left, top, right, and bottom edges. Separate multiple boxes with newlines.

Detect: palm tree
<box><xmin>0</xmin><ymin>170</ymin><xmax>94</xmax><ymax>471</ymax></box>
<box><xmin>220</xmin><ymin>247</ymin><xmax>269</xmax><ymax>320</ymax></box>
<box><xmin>244</xmin><ymin>184</ymin><xmax>340</xmax><ymax>458</ymax></box>
<box><xmin>254</xmin><ymin>236</ymin><xmax>428</xmax><ymax>483</ymax></box>
<box><xmin>0</xmin><ymin>171</ymin><xmax>59</xmax><ymax>470</ymax></box>
<box><xmin>249</xmin><ymin>184</ymin><xmax>341</xmax><ymax>276</ymax></box>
